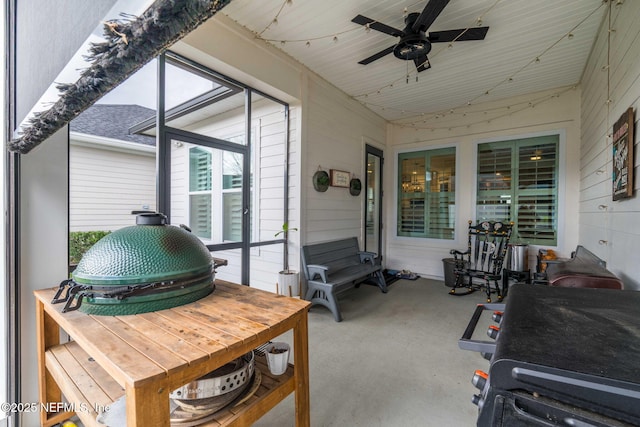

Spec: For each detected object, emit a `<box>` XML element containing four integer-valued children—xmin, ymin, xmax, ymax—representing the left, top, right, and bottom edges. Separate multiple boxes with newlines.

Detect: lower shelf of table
<box><xmin>44</xmin><ymin>340</ymin><xmax>295</xmax><ymax>427</ymax></box>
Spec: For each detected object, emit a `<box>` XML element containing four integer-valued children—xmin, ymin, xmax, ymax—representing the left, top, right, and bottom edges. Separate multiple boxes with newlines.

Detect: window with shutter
<box><xmin>397</xmin><ymin>147</ymin><xmax>456</xmax><ymax>239</ymax></box>
<box><xmin>476</xmin><ymin>135</ymin><xmax>559</xmax><ymax>245</ymax></box>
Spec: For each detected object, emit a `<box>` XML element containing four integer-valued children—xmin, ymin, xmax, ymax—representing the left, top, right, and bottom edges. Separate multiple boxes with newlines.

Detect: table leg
<box><xmin>36</xmin><ymin>301</ymin><xmax>66</xmax><ymax>426</ymax></box>
<box><xmin>293</xmin><ymin>312</ymin><xmax>310</xmax><ymax>427</ymax></box>
<box><xmin>126</xmin><ymin>379</ymin><xmax>170</xmax><ymax>426</ymax></box>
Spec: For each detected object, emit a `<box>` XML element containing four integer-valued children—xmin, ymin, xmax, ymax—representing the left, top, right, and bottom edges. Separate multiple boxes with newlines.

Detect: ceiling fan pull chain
<box><xmin>406</xmin><ymin>56</ymin><xmax>410</xmax><ymax>84</ymax></box>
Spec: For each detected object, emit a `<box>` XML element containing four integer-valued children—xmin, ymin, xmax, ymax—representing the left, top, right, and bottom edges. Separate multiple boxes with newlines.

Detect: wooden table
<box><xmin>35</xmin><ymin>280</ymin><xmax>311</xmax><ymax>426</ymax></box>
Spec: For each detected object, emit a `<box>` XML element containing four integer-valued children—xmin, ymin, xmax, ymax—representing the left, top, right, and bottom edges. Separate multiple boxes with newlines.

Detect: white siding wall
<box><xmin>579</xmin><ymin>1</ymin><xmax>640</xmax><ymax>289</ymax></box>
<box><xmin>387</xmin><ymin>87</ymin><xmax>582</xmax><ymax>279</ymax></box>
<box><xmin>301</xmin><ymin>74</ymin><xmax>387</xmax><ymax>245</ymax></box>
<box><xmin>69</xmin><ymin>138</ymin><xmax>156</xmax><ymax>231</ymax></box>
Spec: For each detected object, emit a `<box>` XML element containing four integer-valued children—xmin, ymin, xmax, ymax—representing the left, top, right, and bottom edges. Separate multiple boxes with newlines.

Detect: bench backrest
<box><xmin>301</xmin><ymin>237</ymin><xmax>362</xmax><ymax>280</ymax></box>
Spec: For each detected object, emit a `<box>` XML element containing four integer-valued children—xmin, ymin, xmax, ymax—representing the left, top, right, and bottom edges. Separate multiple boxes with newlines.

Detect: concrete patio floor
<box><xmin>254</xmin><ymin>277</ymin><xmax>495</xmax><ymax>427</ymax></box>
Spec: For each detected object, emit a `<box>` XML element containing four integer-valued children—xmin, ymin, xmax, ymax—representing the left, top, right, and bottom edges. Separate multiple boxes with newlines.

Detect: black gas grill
<box><xmin>459</xmin><ymin>284</ymin><xmax>640</xmax><ymax>426</ymax></box>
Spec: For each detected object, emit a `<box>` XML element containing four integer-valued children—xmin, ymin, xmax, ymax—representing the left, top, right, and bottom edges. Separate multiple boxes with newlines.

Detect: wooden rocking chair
<box><xmin>449</xmin><ymin>220</ymin><xmax>513</xmax><ymax>302</ymax></box>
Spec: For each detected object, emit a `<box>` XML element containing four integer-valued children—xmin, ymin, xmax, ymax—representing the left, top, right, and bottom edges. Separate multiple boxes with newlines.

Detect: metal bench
<box><xmin>301</xmin><ymin>237</ymin><xmax>387</xmax><ymax>322</ymax></box>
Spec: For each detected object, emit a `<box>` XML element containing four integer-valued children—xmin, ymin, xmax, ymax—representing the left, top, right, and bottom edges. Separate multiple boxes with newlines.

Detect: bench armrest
<box><xmin>307</xmin><ymin>264</ymin><xmax>329</xmax><ymax>283</ymax></box>
<box><xmin>358</xmin><ymin>251</ymin><xmax>377</xmax><ymax>264</ymax></box>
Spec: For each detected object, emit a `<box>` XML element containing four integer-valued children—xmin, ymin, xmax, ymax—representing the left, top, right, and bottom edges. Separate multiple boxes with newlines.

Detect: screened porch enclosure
<box><xmin>162</xmin><ymin>54</ymin><xmax>290</xmax><ymax>292</ymax></box>
<box><xmin>69</xmin><ymin>52</ymin><xmax>291</xmax><ymax>293</ymax></box>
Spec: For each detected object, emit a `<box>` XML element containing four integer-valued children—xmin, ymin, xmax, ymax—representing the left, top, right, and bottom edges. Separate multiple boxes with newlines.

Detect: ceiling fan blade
<box><xmin>352</xmin><ymin>14</ymin><xmax>404</xmax><ymax>37</ymax></box>
<box><xmin>428</xmin><ymin>27</ymin><xmax>489</xmax><ymax>43</ymax></box>
<box><xmin>358</xmin><ymin>45</ymin><xmax>396</xmax><ymax>65</ymax></box>
<box><xmin>414</xmin><ymin>55</ymin><xmax>431</xmax><ymax>72</ymax></box>
<box><xmin>412</xmin><ymin>0</ymin><xmax>450</xmax><ymax>33</ymax></box>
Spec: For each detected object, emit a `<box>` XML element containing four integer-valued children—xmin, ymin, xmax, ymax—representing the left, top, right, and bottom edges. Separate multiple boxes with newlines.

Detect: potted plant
<box><xmin>264</xmin><ymin>342</ymin><xmax>290</xmax><ymax>375</ymax></box>
<box><xmin>275</xmin><ymin>222</ymin><xmax>300</xmax><ymax>297</ymax></box>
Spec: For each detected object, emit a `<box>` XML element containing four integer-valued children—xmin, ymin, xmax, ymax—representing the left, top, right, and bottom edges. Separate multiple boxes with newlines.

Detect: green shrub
<box><xmin>69</xmin><ymin>231</ymin><xmax>111</xmax><ymax>265</ymax></box>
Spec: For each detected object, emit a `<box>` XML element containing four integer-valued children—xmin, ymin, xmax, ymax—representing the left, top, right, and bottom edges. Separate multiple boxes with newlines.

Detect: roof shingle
<box><xmin>70</xmin><ymin>104</ymin><xmax>156</xmax><ymax>146</ymax></box>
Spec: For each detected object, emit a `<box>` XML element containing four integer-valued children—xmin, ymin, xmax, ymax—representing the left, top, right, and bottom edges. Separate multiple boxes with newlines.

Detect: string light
<box><xmin>364</xmin><ymin>84</ymin><xmax>573</xmax><ymax>129</ymax></box>
<box><xmin>251</xmin><ymin>0</ymin><xmax>604</xmax><ymax>123</ymax></box>
<box><xmin>257</xmin><ymin>0</ymin><xmax>290</xmax><ymax>36</ymax></box>
<box><xmin>386</xmin><ymin>86</ymin><xmax>575</xmax><ymax>131</ymax></box>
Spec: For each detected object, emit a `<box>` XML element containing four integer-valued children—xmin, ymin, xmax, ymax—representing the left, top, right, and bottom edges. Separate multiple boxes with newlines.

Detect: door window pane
<box><xmin>190</xmin><ymin>147</ymin><xmax>211</xmax><ymax>192</ymax></box>
<box><xmin>223</xmin><ymin>193</ymin><xmax>242</xmax><ymax>241</ymax></box>
<box><xmin>189</xmin><ymin>194</ymin><xmax>212</xmax><ymax>239</ymax></box>
<box><xmin>398</xmin><ymin>147</ymin><xmax>456</xmax><ymax>239</ymax></box>
<box><xmin>366</xmin><ymin>151</ymin><xmax>382</xmax><ymax>253</ymax></box>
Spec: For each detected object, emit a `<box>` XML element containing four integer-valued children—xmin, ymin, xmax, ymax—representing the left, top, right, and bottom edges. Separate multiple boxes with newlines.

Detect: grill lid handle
<box><xmin>135</xmin><ymin>212</ymin><xmax>167</xmax><ymax>225</ymax></box>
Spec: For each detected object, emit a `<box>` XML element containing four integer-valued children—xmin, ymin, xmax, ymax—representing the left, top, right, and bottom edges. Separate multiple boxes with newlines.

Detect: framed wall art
<box><xmin>612</xmin><ymin>107</ymin><xmax>635</xmax><ymax>201</ymax></box>
<box><xmin>330</xmin><ymin>169</ymin><xmax>350</xmax><ymax>187</ymax></box>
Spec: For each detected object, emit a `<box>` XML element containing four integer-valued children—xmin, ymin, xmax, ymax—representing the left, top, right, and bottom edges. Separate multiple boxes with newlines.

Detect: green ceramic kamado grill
<box><xmin>52</xmin><ymin>213</ymin><xmax>215</xmax><ymax>315</ymax></box>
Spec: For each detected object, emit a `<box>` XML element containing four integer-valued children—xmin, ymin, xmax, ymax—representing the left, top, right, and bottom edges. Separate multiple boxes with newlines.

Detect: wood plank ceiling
<box><xmin>220</xmin><ymin>0</ymin><xmax>607</xmax><ymax>123</ymax></box>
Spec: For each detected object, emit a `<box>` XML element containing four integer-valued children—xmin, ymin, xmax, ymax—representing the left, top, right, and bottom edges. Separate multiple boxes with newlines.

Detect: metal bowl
<box><xmin>170</xmin><ymin>352</ymin><xmax>255</xmax><ymax>416</ymax></box>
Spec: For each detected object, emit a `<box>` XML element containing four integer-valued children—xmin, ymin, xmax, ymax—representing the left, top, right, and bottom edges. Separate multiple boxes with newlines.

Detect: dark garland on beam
<box><xmin>8</xmin><ymin>0</ymin><xmax>232</xmax><ymax>154</ymax></box>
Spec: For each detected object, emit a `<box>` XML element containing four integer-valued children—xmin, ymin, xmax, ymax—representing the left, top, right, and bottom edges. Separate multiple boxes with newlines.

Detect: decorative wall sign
<box><xmin>330</xmin><ymin>170</ymin><xmax>350</xmax><ymax>187</ymax></box>
<box><xmin>349</xmin><ymin>178</ymin><xmax>362</xmax><ymax>196</ymax></box>
<box><xmin>313</xmin><ymin>170</ymin><xmax>329</xmax><ymax>192</ymax></box>
<box><xmin>612</xmin><ymin>107</ymin><xmax>635</xmax><ymax>201</ymax></box>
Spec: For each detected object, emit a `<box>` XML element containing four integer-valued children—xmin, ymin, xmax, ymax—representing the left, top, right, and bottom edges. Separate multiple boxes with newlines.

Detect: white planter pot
<box><xmin>277</xmin><ymin>271</ymin><xmax>300</xmax><ymax>297</ymax></box>
<box><xmin>265</xmin><ymin>342</ymin><xmax>290</xmax><ymax>375</ymax></box>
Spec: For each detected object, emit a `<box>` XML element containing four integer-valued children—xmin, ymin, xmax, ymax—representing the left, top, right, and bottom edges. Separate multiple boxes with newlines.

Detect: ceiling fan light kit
<box><xmin>352</xmin><ymin>0</ymin><xmax>489</xmax><ymax>73</ymax></box>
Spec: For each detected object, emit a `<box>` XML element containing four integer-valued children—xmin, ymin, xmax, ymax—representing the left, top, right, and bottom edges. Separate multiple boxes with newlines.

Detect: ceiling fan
<box><xmin>352</xmin><ymin>0</ymin><xmax>489</xmax><ymax>72</ymax></box>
